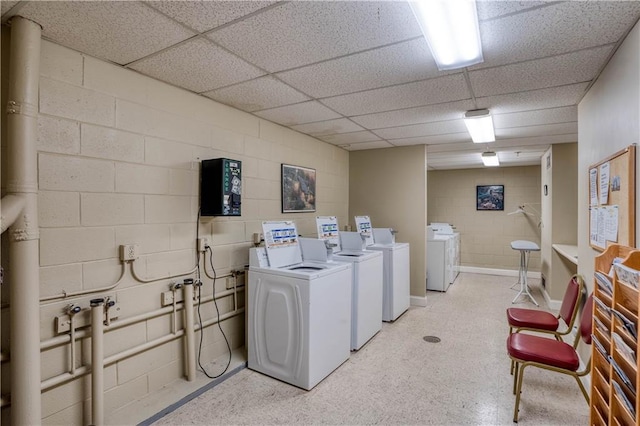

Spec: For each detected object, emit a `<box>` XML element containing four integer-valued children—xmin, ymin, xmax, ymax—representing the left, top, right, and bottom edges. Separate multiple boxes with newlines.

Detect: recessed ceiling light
<box><xmin>465</xmin><ymin>109</ymin><xmax>495</xmax><ymax>143</ymax></box>
<box><xmin>409</xmin><ymin>0</ymin><xmax>484</xmax><ymax>70</ymax></box>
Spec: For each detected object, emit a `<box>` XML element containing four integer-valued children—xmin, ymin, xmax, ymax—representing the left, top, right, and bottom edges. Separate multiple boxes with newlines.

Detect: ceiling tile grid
<box><xmin>15</xmin><ymin>1</ymin><xmax>196</xmax><ymax>65</ymax></box>
<box><xmin>475</xmin><ymin>1</ymin><xmax>640</xmax><ymax>69</ymax></box>
<box><xmin>253</xmin><ymin>101</ymin><xmax>342</xmax><ymax>127</ymax></box>
<box><xmin>468</xmin><ymin>44</ymin><xmax>615</xmax><ymax>98</ymax></box>
<box><xmin>2</xmin><ymin>0</ymin><xmax>639</xmax><ymax>169</ymax></box>
<box><xmin>203</xmin><ymin>75</ymin><xmax>310</xmax><ymax>112</ymax></box>
<box><xmin>291</xmin><ymin>119</ymin><xmax>365</xmax><ymax>137</ymax></box>
<box><xmin>276</xmin><ymin>37</ymin><xmax>443</xmax><ymax>99</ymax></box>
<box><xmin>321</xmin><ymin>73</ymin><xmax>471</xmax><ymax>117</ymax></box>
<box><xmin>144</xmin><ymin>1</ymin><xmax>279</xmax><ymax>33</ymax></box>
<box><xmin>206</xmin><ymin>1</ymin><xmax>423</xmax><ymax>72</ymax></box>
<box><xmin>129</xmin><ymin>37</ymin><xmax>265</xmax><ymax>93</ymax></box>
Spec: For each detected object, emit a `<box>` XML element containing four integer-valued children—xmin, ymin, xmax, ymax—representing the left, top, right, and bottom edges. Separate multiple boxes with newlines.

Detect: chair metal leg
<box><xmin>512</xmin><ymin>361</ymin><xmax>519</xmax><ymax>394</ymax></box>
<box><xmin>513</xmin><ymin>363</ymin><xmax>526</xmax><ymax>422</ymax></box>
<box><xmin>575</xmin><ymin>375</ymin><xmax>590</xmax><ymax>403</ymax></box>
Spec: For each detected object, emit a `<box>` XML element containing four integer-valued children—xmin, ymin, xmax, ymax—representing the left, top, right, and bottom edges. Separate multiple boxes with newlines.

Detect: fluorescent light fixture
<box><xmin>482</xmin><ymin>151</ymin><xmax>499</xmax><ymax>167</ymax></box>
<box><xmin>464</xmin><ymin>109</ymin><xmax>495</xmax><ymax>143</ymax></box>
<box><xmin>409</xmin><ymin>0</ymin><xmax>484</xmax><ymax>70</ymax></box>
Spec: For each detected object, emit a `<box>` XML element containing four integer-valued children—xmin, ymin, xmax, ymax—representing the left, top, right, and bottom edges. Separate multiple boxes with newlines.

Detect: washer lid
<box><xmin>262</xmin><ymin>221</ymin><xmax>302</xmax><ymax>268</ymax></box>
<box><xmin>316</xmin><ymin>216</ymin><xmax>341</xmax><ymax>252</ymax></box>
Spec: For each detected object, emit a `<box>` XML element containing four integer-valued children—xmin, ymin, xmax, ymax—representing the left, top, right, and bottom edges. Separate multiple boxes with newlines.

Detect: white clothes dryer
<box><xmin>248</xmin><ymin>221</ymin><xmax>352</xmax><ymax>390</ymax></box>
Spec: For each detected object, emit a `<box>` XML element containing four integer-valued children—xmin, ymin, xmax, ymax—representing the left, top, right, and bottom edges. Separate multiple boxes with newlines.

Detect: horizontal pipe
<box><xmin>0</xmin><ymin>194</ymin><xmax>25</xmax><ymax>234</ymax></box>
<box><xmin>39</xmin><ymin>308</ymin><xmax>244</xmax><ymax>392</ymax></box>
<box><xmin>40</xmin><ymin>288</ymin><xmax>243</xmax><ymax>352</ymax></box>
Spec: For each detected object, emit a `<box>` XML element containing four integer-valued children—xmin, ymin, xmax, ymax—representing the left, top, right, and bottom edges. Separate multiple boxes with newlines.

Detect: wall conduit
<box><xmin>3</xmin><ymin>15</ymin><xmax>42</xmax><ymax>425</ymax></box>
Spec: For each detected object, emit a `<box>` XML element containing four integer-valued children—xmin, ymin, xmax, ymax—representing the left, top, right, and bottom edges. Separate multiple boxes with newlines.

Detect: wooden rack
<box><xmin>590</xmin><ymin>243</ymin><xmax>639</xmax><ymax>425</ymax></box>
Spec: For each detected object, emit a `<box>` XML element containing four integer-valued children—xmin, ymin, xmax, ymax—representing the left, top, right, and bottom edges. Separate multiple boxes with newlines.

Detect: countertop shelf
<box><xmin>552</xmin><ymin>244</ymin><xmax>578</xmax><ymax>265</ymax></box>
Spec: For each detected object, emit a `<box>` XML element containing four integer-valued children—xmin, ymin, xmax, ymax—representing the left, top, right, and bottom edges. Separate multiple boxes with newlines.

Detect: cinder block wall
<box><xmin>427</xmin><ymin>166</ymin><xmax>542</xmax><ymax>271</ymax></box>
<box><xmin>2</xmin><ymin>39</ymin><xmax>349</xmax><ymax>424</ymax></box>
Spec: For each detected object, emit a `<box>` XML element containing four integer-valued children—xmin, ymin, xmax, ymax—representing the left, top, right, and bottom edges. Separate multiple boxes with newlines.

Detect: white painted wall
<box><xmin>578</xmin><ymin>20</ymin><xmax>640</xmax><ymax>293</ymax></box>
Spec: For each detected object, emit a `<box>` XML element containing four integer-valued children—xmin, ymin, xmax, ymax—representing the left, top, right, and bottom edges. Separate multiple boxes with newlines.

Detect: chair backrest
<box><xmin>559</xmin><ymin>275</ymin><xmax>583</xmax><ymax>327</ymax></box>
<box><xmin>579</xmin><ymin>293</ymin><xmax>594</xmax><ymax>345</ymax></box>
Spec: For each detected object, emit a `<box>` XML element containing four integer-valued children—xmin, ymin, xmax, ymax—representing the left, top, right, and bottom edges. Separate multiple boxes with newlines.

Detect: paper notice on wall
<box><xmin>599</xmin><ymin>162</ymin><xmax>610</xmax><ymax>205</ymax></box>
<box><xmin>590</xmin><ymin>207</ymin><xmax>606</xmax><ymax>249</ymax></box>
<box><xmin>596</xmin><ymin>207</ymin><xmax>607</xmax><ymax>248</ymax></box>
<box><xmin>590</xmin><ymin>168</ymin><xmax>598</xmax><ymax>206</ymax></box>
<box><xmin>603</xmin><ymin>205</ymin><xmax>619</xmax><ymax>243</ymax></box>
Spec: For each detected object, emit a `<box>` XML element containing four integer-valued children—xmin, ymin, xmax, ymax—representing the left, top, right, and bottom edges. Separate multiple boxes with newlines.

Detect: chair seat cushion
<box><xmin>507</xmin><ymin>307</ymin><xmax>559</xmax><ymax>330</ymax></box>
<box><xmin>507</xmin><ymin>333</ymin><xmax>579</xmax><ymax>371</ymax></box>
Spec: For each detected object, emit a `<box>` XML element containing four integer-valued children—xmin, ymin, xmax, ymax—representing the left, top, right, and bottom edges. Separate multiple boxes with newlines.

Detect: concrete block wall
<box><xmin>2</xmin><ymin>39</ymin><xmax>349</xmax><ymax>424</ymax></box>
<box><xmin>427</xmin><ymin>166</ymin><xmax>542</xmax><ymax>271</ymax></box>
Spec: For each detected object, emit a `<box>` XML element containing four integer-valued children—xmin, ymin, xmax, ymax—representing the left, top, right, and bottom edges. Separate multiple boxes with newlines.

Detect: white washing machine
<box><xmin>355</xmin><ymin>216</ymin><xmax>410</xmax><ymax>322</ymax></box>
<box><xmin>248</xmin><ymin>221</ymin><xmax>352</xmax><ymax>390</ymax></box>
<box><xmin>313</xmin><ymin>217</ymin><xmax>383</xmax><ymax>350</ymax></box>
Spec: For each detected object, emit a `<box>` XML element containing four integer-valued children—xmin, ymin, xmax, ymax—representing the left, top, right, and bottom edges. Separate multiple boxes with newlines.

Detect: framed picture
<box><xmin>281</xmin><ymin>164</ymin><xmax>316</xmax><ymax>213</ymax></box>
<box><xmin>476</xmin><ymin>185</ymin><xmax>504</xmax><ymax>211</ymax></box>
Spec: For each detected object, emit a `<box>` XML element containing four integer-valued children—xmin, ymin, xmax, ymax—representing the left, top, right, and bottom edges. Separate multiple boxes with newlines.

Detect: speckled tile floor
<box><xmin>151</xmin><ymin>273</ymin><xmax>590</xmax><ymax>425</ymax></box>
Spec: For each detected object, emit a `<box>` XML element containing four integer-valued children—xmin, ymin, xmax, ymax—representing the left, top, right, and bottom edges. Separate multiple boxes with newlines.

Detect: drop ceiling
<box><xmin>2</xmin><ymin>1</ymin><xmax>640</xmax><ymax>170</ymax></box>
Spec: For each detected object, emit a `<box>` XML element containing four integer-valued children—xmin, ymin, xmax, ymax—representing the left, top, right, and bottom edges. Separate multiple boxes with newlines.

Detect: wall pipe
<box><xmin>4</xmin><ymin>16</ymin><xmax>42</xmax><ymax>425</ymax></box>
<box><xmin>38</xmin><ymin>308</ymin><xmax>244</xmax><ymax>393</ymax></box>
<box><xmin>90</xmin><ymin>299</ymin><xmax>105</xmax><ymax>426</ymax></box>
<box><xmin>40</xmin><ymin>287</ymin><xmax>242</xmax><ymax>352</ymax></box>
<box><xmin>182</xmin><ymin>279</ymin><xmax>196</xmax><ymax>381</ymax></box>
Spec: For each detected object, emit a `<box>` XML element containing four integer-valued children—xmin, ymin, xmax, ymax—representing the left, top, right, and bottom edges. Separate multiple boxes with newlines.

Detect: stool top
<box><xmin>511</xmin><ymin>240</ymin><xmax>540</xmax><ymax>251</ymax></box>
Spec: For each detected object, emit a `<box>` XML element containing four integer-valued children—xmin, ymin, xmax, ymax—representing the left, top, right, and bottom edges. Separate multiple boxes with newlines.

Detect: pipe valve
<box><xmin>65</xmin><ymin>304</ymin><xmax>82</xmax><ymax>315</ymax></box>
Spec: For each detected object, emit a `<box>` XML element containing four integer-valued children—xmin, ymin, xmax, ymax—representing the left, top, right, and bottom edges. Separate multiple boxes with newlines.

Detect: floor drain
<box><xmin>423</xmin><ymin>336</ymin><xmax>441</xmax><ymax>343</ymax></box>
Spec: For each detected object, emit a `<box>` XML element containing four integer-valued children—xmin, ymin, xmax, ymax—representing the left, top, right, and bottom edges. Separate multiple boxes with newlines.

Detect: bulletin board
<box><xmin>588</xmin><ymin>145</ymin><xmax>636</xmax><ymax>250</ymax></box>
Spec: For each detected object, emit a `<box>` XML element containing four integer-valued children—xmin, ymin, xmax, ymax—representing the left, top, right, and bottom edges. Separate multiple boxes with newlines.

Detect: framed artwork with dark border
<box><xmin>476</xmin><ymin>185</ymin><xmax>504</xmax><ymax>211</ymax></box>
<box><xmin>281</xmin><ymin>164</ymin><xmax>316</xmax><ymax>213</ymax></box>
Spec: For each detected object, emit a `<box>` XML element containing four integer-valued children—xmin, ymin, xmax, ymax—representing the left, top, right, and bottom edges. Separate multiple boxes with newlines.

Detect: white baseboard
<box><xmin>458</xmin><ymin>266</ymin><xmax>564</xmax><ymax>308</ymax></box>
<box><xmin>410</xmin><ymin>295</ymin><xmax>427</xmax><ymax>307</ymax></box>
<box><xmin>458</xmin><ymin>265</ymin><xmax>541</xmax><ymax>279</ymax></box>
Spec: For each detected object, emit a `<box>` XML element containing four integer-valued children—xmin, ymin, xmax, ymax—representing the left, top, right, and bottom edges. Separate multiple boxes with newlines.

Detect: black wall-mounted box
<box><xmin>200</xmin><ymin>158</ymin><xmax>242</xmax><ymax>216</ymax></box>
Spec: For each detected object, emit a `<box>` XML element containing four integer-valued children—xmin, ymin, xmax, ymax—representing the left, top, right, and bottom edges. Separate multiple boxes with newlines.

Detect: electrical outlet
<box><xmin>197</xmin><ymin>238</ymin><xmax>209</xmax><ymax>252</ymax></box>
<box><xmin>119</xmin><ymin>244</ymin><xmax>139</xmax><ymax>261</ymax></box>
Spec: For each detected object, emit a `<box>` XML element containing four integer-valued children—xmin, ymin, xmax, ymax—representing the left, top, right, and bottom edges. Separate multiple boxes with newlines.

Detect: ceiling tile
<box><xmin>291</xmin><ymin>119</ymin><xmax>365</xmax><ymax>137</ymax></box>
<box><xmin>476</xmin><ymin>83</ymin><xmax>589</xmax><ymax>115</ymax></box>
<box><xmin>476</xmin><ymin>1</ymin><xmax>551</xmax><ymax>21</ymax></box>
<box><xmin>318</xmin><ymin>131</ymin><xmax>381</xmax><ymax>145</ymax></box>
<box><xmin>469</xmin><ymin>45</ymin><xmax>614</xmax><ymax>97</ymax></box>
<box><xmin>129</xmin><ymin>38</ymin><xmax>265</xmax><ymax>93</ymax></box>
<box><xmin>391</xmin><ymin>133</ymin><xmax>471</xmax><ymax>146</ymax></box>
<box><xmin>207</xmin><ymin>1</ymin><xmax>422</xmax><ymax>72</ymax></box>
<box><xmin>145</xmin><ymin>1</ymin><xmax>278</xmax><ymax>33</ymax></box>
<box><xmin>341</xmin><ymin>141</ymin><xmax>394</xmax><ymax>151</ymax></box>
<box><xmin>1</xmin><ymin>1</ymin><xmax>19</xmax><ymax>16</ymax></box>
<box><xmin>322</xmin><ymin>74</ymin><xmax>470</xmax><ymax>117</ymax></box>
<box><xmin>277</xmin><ymin>38</ymin><xmax>445</xmax><ymax>98</ymax></box>
<box><xmin>16</xmin><ymin>2</ymin><xmax>196</xmax><ymax>65</ymax></box>
<box><xmin>373</xmin><ymin>120</ymin><xmax>467</xmax><ymax>140</ymax></box>
<box><xmin>253</xmin><ymin>101</ymin><xmax>342</xmax><ymax>126</ymax></box>
<box><xmin>493</xmin><ymin>106</ymin><xmax>577</xmax><ymax>129</ymax></box>
<box><xmin>203</xmin><ymin>76</ymin><xmax>309</xmax><ymax>112</ymax></box>
<box><xmin>496</xmin><ymin>122</ymin><xmax>577</xmax><ymax>139</ymax></box>
<box><xmin>350</xmin><ymin>100</ymin><xmax>476</xmax><ymax>130</ymax></box>
<box><xmin>476</xmin><ymin>1</ymin><xmax>640</xmax><ymax>68</ymax></box>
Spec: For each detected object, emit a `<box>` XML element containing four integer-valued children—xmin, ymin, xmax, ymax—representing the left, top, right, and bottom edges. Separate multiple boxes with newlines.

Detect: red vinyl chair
<box><xmin>506</xmin><ymin>293</ymin><xmax>593</xmax><ymax>423</ymax></box>
<box><xmin>506</xmin><ymin>274</ymin><xmax>584</xmax><ymax>374</ymax></box>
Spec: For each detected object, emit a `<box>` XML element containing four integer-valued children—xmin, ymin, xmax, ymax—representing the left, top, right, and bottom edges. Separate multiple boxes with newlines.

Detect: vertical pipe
<box><xmin>182</xmin><ymin>279</ymin><xmax>196</xmax><ymax>381</ymax></box>
<box><xmin>6</xmin><ymin>16</ymin><xmax>42</xmax><ymax>426</ymax></box>
<box><xmin>90</xmin><ymin>299</ymin><xmax>105</xmax><ymax>426</ymax></box>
